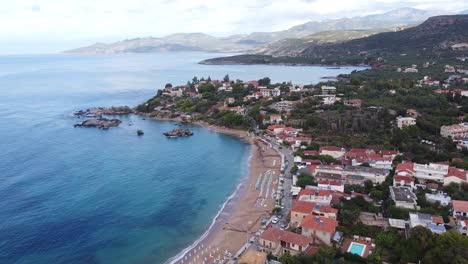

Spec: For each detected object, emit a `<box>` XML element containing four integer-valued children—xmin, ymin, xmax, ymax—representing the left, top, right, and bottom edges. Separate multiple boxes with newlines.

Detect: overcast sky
<box><xmin>1</xmin><ymin>0</ymin><xmax>467</xmax><ymax>54</ymax></box>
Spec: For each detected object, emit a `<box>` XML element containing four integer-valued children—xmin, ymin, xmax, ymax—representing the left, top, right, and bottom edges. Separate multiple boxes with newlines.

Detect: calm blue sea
<box><xmin>0</xmin><ymin>52</ymin><xmax>364</xmax><ymax>264</ymax></box>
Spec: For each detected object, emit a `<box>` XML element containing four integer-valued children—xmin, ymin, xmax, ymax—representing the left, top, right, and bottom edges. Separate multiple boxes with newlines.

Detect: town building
<box><xmin>396</xmin><ymin>116</ymin><xmax>416</xmax><ymax>129</ymax></box>
<box><xmin>271</xmin><ymin>100</ymin><xmax>295</xmax><ymax>113</ymax></box>
<box><xmin>393</xmin><ymin>175</ymin><xmax>415</xmax><ymax>189</ymax></box>
<box><xmin>425</xmin><ymin>192</ymin><xmax>451</xmax><ymax>206</ymax></box>
<box><xmin>318</xmin><ymin>180</ymin><xmax>344</xmax><ymax>192</ymax></box>
<box><xmin>319</xmin><ymin>146</ymin><xmax>346</xmax><ymax>159</ymax></box>
<box><xmin>344</xmin><ymin>99</ymin><xmax>362</xmax><ymax>107</ymax></box>
<box><xmin>296</xmin><ymin>188</ymin><xmax>333</xmax><ymax>205</ymax></box>
<box><xmin>456</xmin><ymin>220</ymin><xmax>468</xmax><ymax>236</ymax></box>
<box><xmin>389</xmin><ymin>186</ymin><xmax>417</xmax><ymax>209</ymax></box>
<box><xmin>440</xmin><ymin>123</ymin><xmax>468</xmax><ymax>138</ymax></box>
<box><xmin>270</xmin><ymin>114</ymin><xmax>283</xmax><ymax>124</ymax></box>
<box><xmin>321</xmin><ymin>86</ymin><xmax>336</xmax><ymax>94</ymax></box>
<box><xmin>259</xmin><ymin>227</ymin><xmax>313</xmax><ymax>257</ymax></box>
<box><xmin>300</xmin><ymin>215</ymin><xmax>338</xmax><ymax>246</ymax></box>
<box><xmin>409</xmin><ymin>213</ymin><xmax>446</xmax><ymax>234</ymax></box>
<box><xmin>290</xmin><ymin>201</ymin><xmax>338</xmax><ymax>226</ymax></box>
<box><xmin>413</xmin><ymin>163</ymin><xmax>449</xmax><ymax>183</ymax></box>
<box><xmin>444</xmin><ymin>167</ymin><xmax>468</xmax><ymax>186</ymax></box>
<box><xmin>453</xmin><ymin>200</ymin><xmax>468</xmax><ymax>219</ymax></box>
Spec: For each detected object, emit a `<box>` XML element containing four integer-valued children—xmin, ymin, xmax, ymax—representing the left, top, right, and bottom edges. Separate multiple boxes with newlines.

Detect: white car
<box><xmin>272</xmin><ymin>217</ymin><xmax>279</xmax><ymax>224</ymax></box>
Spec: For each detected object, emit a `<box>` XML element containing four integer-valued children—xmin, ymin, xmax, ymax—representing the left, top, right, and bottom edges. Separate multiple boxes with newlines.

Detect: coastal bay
<box><xmin>0</xmin><ymin>52</ymin><xmax>362</xmax><ymax>263</ymax></box>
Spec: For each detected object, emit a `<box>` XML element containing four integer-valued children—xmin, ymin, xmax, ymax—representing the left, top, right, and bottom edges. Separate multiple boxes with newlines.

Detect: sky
<box><xmin>0</xmin><ymin>0</ymin><xmax>467</xmax><ymax>54</ymax></box>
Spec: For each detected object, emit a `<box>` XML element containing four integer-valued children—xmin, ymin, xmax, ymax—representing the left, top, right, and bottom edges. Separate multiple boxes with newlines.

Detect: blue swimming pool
<box><xmin>348</xmin><ymin>242</ymin><xmax>366</xmax><ymax>256</ymax></box>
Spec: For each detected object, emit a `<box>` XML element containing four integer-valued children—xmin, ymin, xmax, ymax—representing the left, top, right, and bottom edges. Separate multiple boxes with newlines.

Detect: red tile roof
<box><xmin>292</xmin><ymin>201</ymin><xmax>316</xmax><ymax>214</ymax></box>
<box><xmin>453</xmin><ymin>200</ymin><xmax>468</xmax><ymax>212</ymax></box>
<box><xmin>318</xmin><ymin>180</ymin><xmax>342</xmax><ymax>186</ymax></box>
<box><xmin>260</xmin><ymin>227</ymin><xmax>313</xmax><ymax>247</ymax></box>
<box><xmin>381</xmin><ymin>150</ymin><xmax>398</xmax><ymax>156</ymax></box>
<box><xmin>306</xmin><ymin>246</ymin><xmax>319</xmax><ymax>255</ymax></box>
<box><xmin>432</xmin><ymin>216</ymin><xmax>444</xmax><ymax>224</ymax></box>
<box><xmin>394</xmin><ymin>175</ymin><xmax>414</xmax><ymax>183</ymax></box>
<box><xmin>396</xmin><ymin>162</ymin><xmax>415</xmax><ymax>174</ymax></box>
<box><xmin>306</xmin><ymin>165</ymin><xmax>318</xmax><ymax>174</ymax></box>
<box><xmin>267</xmin><ymin>124</ymin><xmax>285</xmax><ymax>130</ymax></box>
<box><xmin>447</xmin><ymin>167</ymin><xmax>467</xmax><ymax>181</ymax></box>
<box><xmin>320</xmin><ymin>146</ymin><xmax>343</xmax><ymax>152</ymax></box>
<box><xmin>304</xmin><ymin>150</ymin><xmax>319</xmax><ymax>156</ymax></box>
<box><xmin>300</xmin><ymin>215</ymin><xmax>338</xmax><ymax>233</ymax></box>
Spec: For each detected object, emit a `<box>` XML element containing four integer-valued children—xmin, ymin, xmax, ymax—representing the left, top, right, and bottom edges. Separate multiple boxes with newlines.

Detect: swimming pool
<box><xmin>348</xmin><ymin>242</ymin><xmax>366</xmax><ymax>256</ymax></box>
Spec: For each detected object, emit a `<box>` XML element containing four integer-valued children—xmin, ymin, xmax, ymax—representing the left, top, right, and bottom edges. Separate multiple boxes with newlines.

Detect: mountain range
<box><xmin>65</xmin><ymin>7</ymin><xmax>451</xmax><ymax>54</ymax></box>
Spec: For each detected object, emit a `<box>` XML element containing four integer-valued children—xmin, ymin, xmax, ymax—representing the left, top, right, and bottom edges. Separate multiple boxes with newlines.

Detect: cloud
<box><xmin>0</xmin><ymin>0</ymin><xmax>466</xmax><ymax>54</ymax></box>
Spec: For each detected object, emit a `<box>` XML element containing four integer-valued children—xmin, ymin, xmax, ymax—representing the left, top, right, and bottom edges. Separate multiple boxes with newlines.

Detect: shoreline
<box><xmin>144</xmin><ymin>115</ymin><xmax>281</xmax><ymax>264</ymax></box>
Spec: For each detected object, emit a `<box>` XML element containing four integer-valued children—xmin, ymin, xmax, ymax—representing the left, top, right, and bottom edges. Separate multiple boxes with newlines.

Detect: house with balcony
<box><xmin>290</xmin><ymin>201</ymin><xmax>338</xmax><ymax>226</ymax></box>
<box><xmin>259</xmin><ymin>227</ymin><xmax>313</xmax><ymax>257</ymax></box>
<box><xmin>300</xmin><ymin>215</ymin><xmax>338</xmax><ymax>246</ymax></box>
<box><xmin>453</xmin><ymin>200</ymin><xmax>468</xmax><ymax>219</ymax></box>
<box><xmin>396</xmin><ymin>116</ymin><xmax>416</xmax><ymax>129</ymax></box>
<box><xmin>413</xmin><ymin>163</ymin><xmax>449</xmax><ymax>183</ymax></box>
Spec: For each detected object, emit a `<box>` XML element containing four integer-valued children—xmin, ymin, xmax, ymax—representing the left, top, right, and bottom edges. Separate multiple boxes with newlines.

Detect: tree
<box><xmin>192</xmin><ymin>76</ymin><xmax>198</xmax><ymax>84</ymax></box>
<box><xmin>165</xmin><ymin>83</ymin><xmax>172</xmax><ymax>88</ymax></box>
<box><xmin>258</xmin><ymin>77</ymin><xmax>271</xmax><ymax>86</ymax></box>
<box><xmin>296</xmin><ymin>173</ymin><xmax>315</xmax><ymax>188</ymax></box>
<box><xmin>223</xmin><ymin>74</ymin><xmax>230</xmax><ymax>82</ymax></box>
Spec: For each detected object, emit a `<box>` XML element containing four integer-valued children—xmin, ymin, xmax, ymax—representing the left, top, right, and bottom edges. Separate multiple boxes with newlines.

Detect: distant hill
<box><xmin>255</xmin><ymin>27</ymin><xmax>408</xmax><ymax>57</ymax></box>
<box><xmin>64</xmin><ymin>33</ymin><xmax>257</xmax><ymax>54</ymax></box>
<box><xmin>65</xmin><ymin>7</ymin><xmax>446</xmax><ymax>54</ymax></box>
<box><xmin>299</xmin><ymin>15</ymin><xmax>468</xmax><ymax>58</ymax></box>
<box><xmin>201</xmin><ymin>15</ymin><xmax>468</xmax><ymax>66</ymax></box>
<box><xmin>460</xmin><ymin>10</ymin><xmax>468</xmax><ymax>15</ymax></box>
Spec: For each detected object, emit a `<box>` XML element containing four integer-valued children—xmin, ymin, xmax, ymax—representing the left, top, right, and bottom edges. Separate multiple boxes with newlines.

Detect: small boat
<box><xmin>137</xmin><ymin>130</ymin><xmax>144</xmax><ymax>136</ymax></box>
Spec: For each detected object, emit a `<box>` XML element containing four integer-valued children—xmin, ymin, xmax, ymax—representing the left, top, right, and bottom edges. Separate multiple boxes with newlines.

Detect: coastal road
<box><xmin>262</xmin><ymin>136</ymin><xmax>295</xmax><ymax>229</ymax></box>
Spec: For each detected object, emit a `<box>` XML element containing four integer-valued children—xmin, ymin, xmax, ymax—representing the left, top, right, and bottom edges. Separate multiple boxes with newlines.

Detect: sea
<box><xmin>0</xmin><ymin>52</ymin><xmax>365</xmax><ymax>264</ymax></box>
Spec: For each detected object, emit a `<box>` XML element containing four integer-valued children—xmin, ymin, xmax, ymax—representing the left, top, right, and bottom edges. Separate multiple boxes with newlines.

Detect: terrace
<box><xmin>340</xmin><ymin>235</ymin><xmax>375</xmax><ymax>258</ymax></box>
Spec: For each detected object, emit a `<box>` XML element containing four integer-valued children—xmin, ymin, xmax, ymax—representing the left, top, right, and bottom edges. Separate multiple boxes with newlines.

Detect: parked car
<box><xmin>272</xmin><ymin>217</ymin><xmax>279</xmax><ymax>224</ymax></box>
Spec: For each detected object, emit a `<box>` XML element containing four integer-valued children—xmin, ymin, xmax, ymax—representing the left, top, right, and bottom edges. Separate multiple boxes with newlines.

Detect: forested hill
<box><xmin>201</xmin><ymin>15</ymin><xmax>468</xmax><ymax>66</ymax></box>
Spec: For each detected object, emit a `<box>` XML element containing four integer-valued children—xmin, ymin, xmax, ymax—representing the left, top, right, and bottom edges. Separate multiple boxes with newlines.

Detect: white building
<box><xmin>425</xmin><ymin>192</ymin><xmax>452</xmax><ymax>206</ymax></box>
<box><xmin>440</xmin><ymin>123</ymin><xmax>468</xmax><ymax>138</ymax></box>
<box><xmin>414</xmin><ymin>163</ymin><xmax>449</xmax><ymax>183</ymax></box>
<box><xmin>317</xmin><ymin>180</ymin><xmax>344</xmax><ymax>193</ymax></box>
<box><xmin>396</xmin><ymin>116</ymin><xmax>416</xmax><ymax>129</ymax></box>
<box><xmin>321</xmin><ymin>86</ymin><xmax>336</xmax><ymax>94</ymax></box>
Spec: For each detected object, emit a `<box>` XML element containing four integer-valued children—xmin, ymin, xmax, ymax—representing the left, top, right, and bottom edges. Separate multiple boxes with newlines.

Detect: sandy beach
<box><xmin>157</xmin><ymin>117</ymin><xmax>282</xmax><ymax>264</ymax></box>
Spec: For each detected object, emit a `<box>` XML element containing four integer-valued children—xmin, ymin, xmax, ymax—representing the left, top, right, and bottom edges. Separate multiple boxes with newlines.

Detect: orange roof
<box><xmin>453</xmin><ymin>200</ymin><xmax>468</xmax><ymax>212</ymax></box>
<box><xmin>267</xmin><ymin>124</ymin><xmax>285</xmax><ymax>130</ymax></box>
<box><xmin>432</xmin><ymin>216</ymin><xmax>444</xmax><ymax>224</ymax></box>
<box><xmin>396</xmin><ymin>162</ymin><xmax>415</xmax><ymax>174</ymax></box>
<box><xmin>318</xmin><ymin>180</ymin><xmax>342</xmax><ymax>186</ymax></box>
<box><xmin>260</xmin><ymin>227</ymin><xmax>313</xmax><ymax>247</ymax></box>
<box><xmin>304</xmin><ymin>150</ymin><xmax>319</xmax><ymax>156</ymax></box>
<box><xmin>320</xmin><ymin>146</ymin><xmax>343</xmax><ymax>151</ymax></box>
<box><xmin>381</xmin><ymin>150</ymin><xmax>398</xmax><ymax>155</ymax></box>
<box><xmin>306</xmin><ymin>246</ymin><xmax>319</xmax><ymax>255</ymax></box>
<box><xmin>394</xmin><ymin>175</ymin><xmax>414</xmax><ymax>183</ymax></box>
<box><xmin>300</xmin><ymin>215</ymin><xmax>338</xmax><ymax>233</ymax></box>
<box><xmin>292</xmin><ymin>201</ymin><xmax>316</xmax><ymax>214</ymax></box>
<box><xmin>447</xmin><ymin>167</ymin><xmax>467</xmax><ymax>181</ymax></box>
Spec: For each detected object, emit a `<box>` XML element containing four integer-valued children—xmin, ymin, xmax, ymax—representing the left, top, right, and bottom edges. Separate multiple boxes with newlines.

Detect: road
<box><xmin>262</xmin><ymin>135</ymin><xmax>295</xmax><ymax>230</ymax></box>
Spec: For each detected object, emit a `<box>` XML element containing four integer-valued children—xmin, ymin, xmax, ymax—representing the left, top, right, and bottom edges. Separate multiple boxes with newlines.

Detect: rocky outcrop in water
<box><xmin>163</xmin><ymin>128</ymin><xmax>193</xmax><ymax>138</ymax></box>
<box><xmin>74</xmin><ymin>118</ymin><xmax>122</xmax><ymax>130</ymax></box>
<box><xmin>74</xmin><ymin>106</ymin><xmax>133</xmax><ymax>118</ymax></box>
